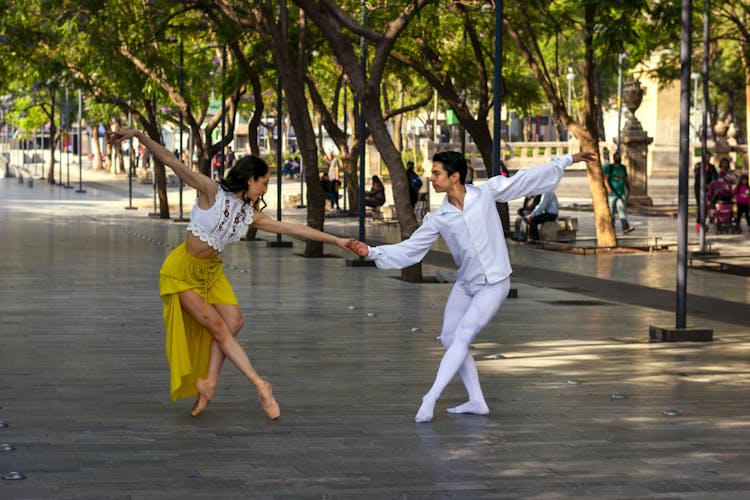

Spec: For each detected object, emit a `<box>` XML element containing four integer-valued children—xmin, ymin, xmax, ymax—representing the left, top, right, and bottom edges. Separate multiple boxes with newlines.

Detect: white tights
<box><xmin>415</xmin><ymin>278</ymin><xmax>510</xmax><ymax>423</ymax></box>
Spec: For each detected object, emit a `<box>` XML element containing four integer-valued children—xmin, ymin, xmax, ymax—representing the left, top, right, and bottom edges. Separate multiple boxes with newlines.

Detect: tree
<box><xmin>0</xmin><ymin>0</ymin><xmax>72</xmax><ymax>183</ymax></box>
<box><xmin>295</xmin><ymin>0</ymin><xmax>434</xmax><ymax>282</ymax></box>
<box><xmin>202</xmin><ymin>0</ymin><xmax>333</xmax><ymax>257</ymax></box>
<box><xmin>305</xmin><ymin>30</ymin><xmax>433</xmax><ymax>213</ymax></box>
<box><xmin>705</xmin><ymin>1</ymin><xmax>748</xmax><ymax>146</ymax></box>
<box><xmin>63</xmin><ymin>0</ymin><xmax>250</xmax><ymax>217</ymax></box>
<box><xmin>388</xmin><ymin>1</ymin><xmax>544</xmax><ymax>233</ymax></box>
<box><xmin>503</xmin><ymin>1</ymin><xmax>650</xmax><ymax>247</ymax></box>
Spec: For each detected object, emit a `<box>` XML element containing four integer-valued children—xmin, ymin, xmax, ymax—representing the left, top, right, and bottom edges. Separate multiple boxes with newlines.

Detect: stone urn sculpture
<box><xmin>622</xmin><ymin>77</ymin><xmax>644</xmax><ymax>131</ymax></box>
<box><xmin>619</xmin><ymin>77</ymin><xmax>653</xmax><ymax>205</ymax></box>
<box><xmin>713</xmin><ymin>118</ymin><xmax>731</xmax><ymax>166</ymax></box>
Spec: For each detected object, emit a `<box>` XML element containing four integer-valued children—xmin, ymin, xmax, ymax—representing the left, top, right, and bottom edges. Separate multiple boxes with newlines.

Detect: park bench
<box><xmin>538</xmin><ymin>216</ymin><xmax>578</xmax><ymax>243</ymax></box>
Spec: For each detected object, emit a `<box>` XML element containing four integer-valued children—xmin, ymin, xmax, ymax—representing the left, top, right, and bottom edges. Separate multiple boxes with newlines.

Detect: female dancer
<box><xmin>108</xmin><ymin>130</ymin><xmax>360</xmax><ymax>420</ymax></box>
<box><xmin>351</xmin><ymin>150</ymin><xmax>596</xmax><ymax>422</ymax></box>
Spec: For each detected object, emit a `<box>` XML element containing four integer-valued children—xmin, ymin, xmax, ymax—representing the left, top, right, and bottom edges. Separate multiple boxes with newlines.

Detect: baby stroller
<box><xmin>707</xmin><ymin>179</ymin><xmax>739</xmax><ymax>234</ymax></box>
<box><xmin>711</xmin><ymin>201</ymin><xmax>739</xmax><ymax>234</ymax></box>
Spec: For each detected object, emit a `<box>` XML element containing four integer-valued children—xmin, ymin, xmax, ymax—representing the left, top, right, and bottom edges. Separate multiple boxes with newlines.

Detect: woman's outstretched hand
<box><xmin>572</xmin><ymin>151</ymin><xmax>598</xmax><ymax>164</ymax></box>
<box><xmin>106</xmin><ymin>129</ymin><xmax>138</xmax><ymax>146</ymax></box>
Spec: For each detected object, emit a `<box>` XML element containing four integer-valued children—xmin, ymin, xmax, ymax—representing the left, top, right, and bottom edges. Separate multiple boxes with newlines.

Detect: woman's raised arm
<box><xmin>107</xmin><ymin>129</ymin><xmax>216</xmax><ymax>195</ymax></box>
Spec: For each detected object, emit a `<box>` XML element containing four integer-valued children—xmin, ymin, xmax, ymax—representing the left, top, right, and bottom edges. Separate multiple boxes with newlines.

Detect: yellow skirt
<box><xmin>159</xmin><ymin>242</ymin><xmax>238</xmax><ymax>402</ymax></box>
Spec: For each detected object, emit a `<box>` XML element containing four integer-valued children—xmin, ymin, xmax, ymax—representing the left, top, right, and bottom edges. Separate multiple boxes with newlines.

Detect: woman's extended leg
<box><xmin>179</xmin><ymin>290</ymin><xmax>279</xmax><ymax>419</ymax></box>
<box><xmin>190</xmin><ymin>303</ymin><xmax>244</xmax><ymax>416</ymax></box>
<box><xmin>415</xmin><ymin>279</ymin><xmax>510</xmax><ymax>423</ymax></box>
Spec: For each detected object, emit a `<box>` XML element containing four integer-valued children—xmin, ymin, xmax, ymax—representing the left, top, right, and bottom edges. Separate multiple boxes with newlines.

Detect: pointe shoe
<box><xmin>256</xmin><ymin>380</ymin><xmax>280</xmax><ymax>420</ymax></box>
<box><xmin>191</xmin><ymin>375</ymin><xmax>217</xmax><ymax>417</ymax></box>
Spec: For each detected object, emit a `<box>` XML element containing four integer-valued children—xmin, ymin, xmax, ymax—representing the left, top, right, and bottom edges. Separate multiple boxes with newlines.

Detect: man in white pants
<box><xmin>351</xmin><ymin>150</ymin><xmax>596</xmax><ymax>422</ymax></box>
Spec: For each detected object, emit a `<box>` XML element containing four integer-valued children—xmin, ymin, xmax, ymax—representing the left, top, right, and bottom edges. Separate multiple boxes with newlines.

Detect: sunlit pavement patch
<box><xmin>485</xmin><ymin>354</ymin><xmax>506</xmax><ymax>360</ymax></box>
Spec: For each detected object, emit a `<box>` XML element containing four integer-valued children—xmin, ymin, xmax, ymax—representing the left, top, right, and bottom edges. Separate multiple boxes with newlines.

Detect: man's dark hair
<box><xmin>432</xmin><ymin>151</ymin><xmax>467</xmax><ymax>184</ymax></box>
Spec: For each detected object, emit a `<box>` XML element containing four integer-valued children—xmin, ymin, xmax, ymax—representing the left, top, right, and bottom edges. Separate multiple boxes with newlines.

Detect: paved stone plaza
<box><xmin>1</xmin><ymin>170</ymin><xmax>749</xmax><ymax>499</ymax></box>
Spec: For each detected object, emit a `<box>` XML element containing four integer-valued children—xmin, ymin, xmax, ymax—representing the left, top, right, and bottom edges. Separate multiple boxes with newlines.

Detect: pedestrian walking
<box><xmin>603</xmin><ymin>152</ymin><xmax>634</xmax><ymax>234</ymax></box>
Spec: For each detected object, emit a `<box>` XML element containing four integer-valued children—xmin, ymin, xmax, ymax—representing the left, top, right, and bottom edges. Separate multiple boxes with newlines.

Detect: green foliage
<box><xmin>0</xmin><ymin>0</ymin><xmax>746</xmax><ymax>154</ymax></box>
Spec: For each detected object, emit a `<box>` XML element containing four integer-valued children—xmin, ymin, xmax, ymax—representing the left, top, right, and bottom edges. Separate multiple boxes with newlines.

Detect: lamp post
<box><xmin>565</xmin><ymin>66</ymin><xmax>575</xmax><ymax>115</ymax></box>
<box><xmin>343</xmin><ymin>84</ymin><xmax>348</xmax><ymax>211</ymax></box>
<box><xmin>358</xmin><ymin>0</ymin><xmax>367</xmax><ymax>245</ymax></box>
<box><xmin>491</xmin><ymin>0</ymin><xmax>503</xmax><ymax>177</ymax></box>
<box><xmin>268</xmin><ymin>1</ymin><xmax>292</xmax><ymax>248</ymax></box>
<box><xmin>565</xmin><ymin>66</ymin><xmax>575</xmax><ymax>141</ymax></box>
<box><xmin>297</xmin><ymin>118</ymin><xmax>306</xmax><ymax>208</ymax></box>
<box><xmin>174</xmin><ymin>32</ymin><xmax>189</xmax><ymax>222</ymax></box>
<box><xmin>346</xmin><ymin>0</ymin><xmax>376</xmax><ymax>267</ymax></box>
<box><xmin>75</xmin><ymin>89</ymin><xmax>86</xmax><ymax>194</ymax></box>
<box><xmin>690</xmin><ymin>72</ymin><xmax>700</xmax><ymax>138</ymax></box>
<box><xmin>649</xmin><ymin>0</ymin><xmax>712</xmax><ymax>342</ymax></box>
<box><xmin>64</xmin><ymin>88</ymin><xmax>72</xmax><ymax>188</ymax></box>
<box><xmin>221</xmin><ymin>44</ymin><xmax>227</xmax><ymax>176</ymax></box>
<box><xmin>616</xmin><ymin>51</ymin><xmax>627</xmax><ymax>153</ymax></box>
<box><xmin>125</xmin><ymin>100</ymin><xmax>137</xmax><ymax>209</ymax></box>
<box><xmin>699</xmin><ymin>1</ymin><xmax>711</xmax><ymax>254</ymax></box>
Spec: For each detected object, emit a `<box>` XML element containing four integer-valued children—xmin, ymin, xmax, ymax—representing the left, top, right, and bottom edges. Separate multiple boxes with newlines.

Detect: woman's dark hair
<box><xmin>432</xmin><ymin>151</ymin><xmax>467</xmax><ymax>184</ymax></box>
<box><xmin>219</xmin><ymin>154</ymin><xmax>269</xmax><ymax>210</ymax></box>
<box><xmin>372</xmin><ymin>175</ymin><xmax>384</xmax><ymax>188</ymax></box>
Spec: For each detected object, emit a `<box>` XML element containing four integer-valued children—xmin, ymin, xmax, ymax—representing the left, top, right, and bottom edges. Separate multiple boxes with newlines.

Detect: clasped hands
<box><xmin>340</xmin><ymin>238</ymin><xmax>370</xmax><ymax>257</ymax></box>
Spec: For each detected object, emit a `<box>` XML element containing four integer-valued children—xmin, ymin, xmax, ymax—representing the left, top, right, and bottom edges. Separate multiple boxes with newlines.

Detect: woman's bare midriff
<box><xmin>185</xmin><ymin>232</ymin><xmax>222</xmax><ymax>259</ymax></box>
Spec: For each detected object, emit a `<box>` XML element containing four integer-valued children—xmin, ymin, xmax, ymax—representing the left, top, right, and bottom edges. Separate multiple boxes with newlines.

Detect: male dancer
<box><xmin>351</xmin><ymin>150</ymin><xmax>596</xmax><ymax>422</ymax></box>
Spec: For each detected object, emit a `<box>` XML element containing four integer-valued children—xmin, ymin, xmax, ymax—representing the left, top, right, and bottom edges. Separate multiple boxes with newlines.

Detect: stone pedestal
<box><xmin>649</xmin><ymin>325</ymin><xmax>713</xmax><ymax>342</ymax></box>
<box><xmin>620</xmin><ymin>78</ymin><xmax>653</xmax><ymax>206</ymax></box>
<box><xmin>622</xmin><ymin>128</ymin><xmax>653</xmax><ymax>206</ymax></box>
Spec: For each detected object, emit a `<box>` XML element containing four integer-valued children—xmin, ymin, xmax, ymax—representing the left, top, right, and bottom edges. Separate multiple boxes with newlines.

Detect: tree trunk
<box><xmin>45</xmin><ymin>90</ymin><xmax>57</xmax><ymax>184</ymax></box>
<box><xmin>393</xmin><ymin>85</ymin><xmax>404</xmax><ymax>152</ymax></box>
<box><xmin>143</xmin><ymin>123</ymin><xmax>169</xmax><ymax>219</ymax></box>
<box><xmin>46</xmin><ymin>128</ymin><xmax>57</xmax><ymax>184</ymax></box>
<box><xmin>91</xmin><ymin>126</ymin><xmax>104</xmax><ymax>170</ymax></box>
<box><xmin>505</xmin><ymin>12</ymin><xmax>616</xmax><ymax>246</ymax></box>
<box><xmin>113</xmin><ymin>121</ymin><xmax>125</xmax><ymax>174</ymax></box>
<box><xmin>292</xmin><ymin>0</ymin><xmax>429</xmax><ymax>278</ymax></box>
<box><xmin>155</xmin><ymin>159</ymin><xmax>169</xmax><ymax>219</ymax></box>
<box><xmin>576</xmin><ymin>125</ymin><xmax>616</xmax><ymax>247</ymax></box>
<box><xmin>743</xmin><ymin>61</ymin><xmax>750</xmax><ymax>157</ymax></box>
<box><xmin>581</xmin><ymin>5</ymin><xmax>616</xmax><ymax>247</ymax></box>
<box><xmin>364</xmin><ymin>92</ymin><xmax>422</xmax><ymax>283</ymax></box>
<box><xmin>341</xmin><ymin>155</ymin><xmax>359</xmax><ymax>211</ymax></box>
<box><xmin>238</xmin><ymin>3</ymin><xmax>328</xmax><ymax>257</ymax></box>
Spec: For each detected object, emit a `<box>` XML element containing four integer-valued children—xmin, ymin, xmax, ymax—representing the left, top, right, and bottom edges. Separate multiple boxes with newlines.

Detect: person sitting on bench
<box><xmin>364</xmin><ymin>175</ymin><xmax>386</xmax><ymax>209</ymax></box>
<box><xmin>526</xmin><ymin>190</ymin><xmax>559</xmax><ymax>241</ymax></box>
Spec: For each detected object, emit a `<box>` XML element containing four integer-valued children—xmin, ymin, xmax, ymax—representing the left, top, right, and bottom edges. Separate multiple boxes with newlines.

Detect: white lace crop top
<box><xmin>186</xmin><ymin>188</ymin><xmax>254</xmax><ymax>252</ymax></box>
